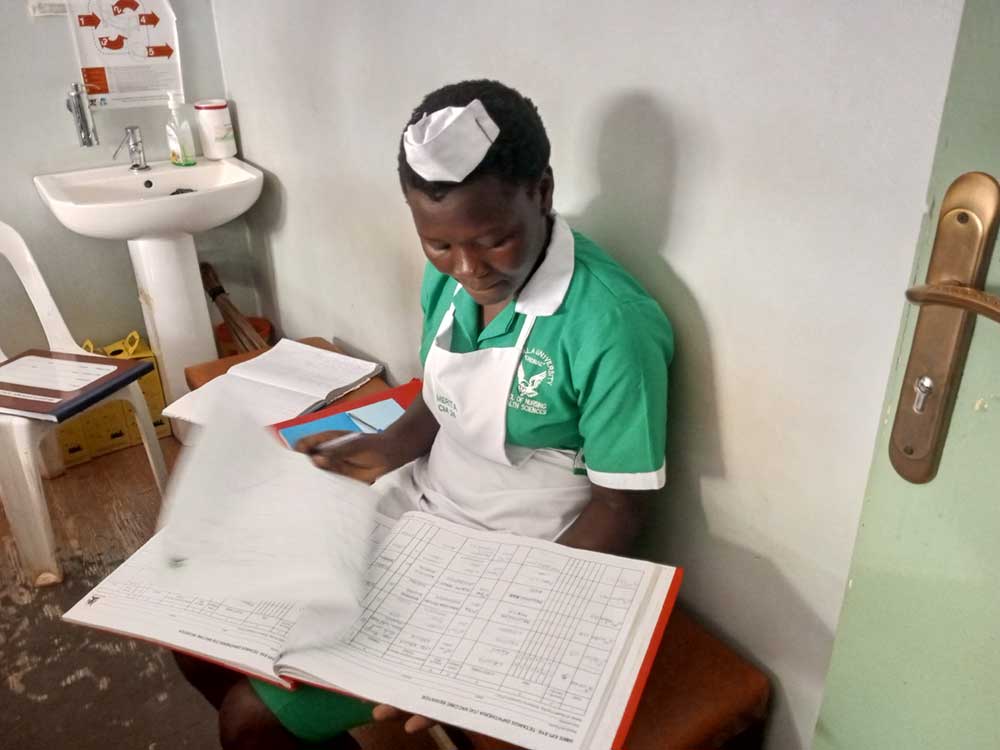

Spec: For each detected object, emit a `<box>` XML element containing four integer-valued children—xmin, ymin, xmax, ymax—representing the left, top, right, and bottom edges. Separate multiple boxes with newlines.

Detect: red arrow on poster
<box><xmin>138</xmin><ymin>12</ymin><xmax>160</xmax><ymax>26</ymax></box>
<box><xmin>146</xmin><ymin>44</ymin><xmax>174</xmax><ymax>59</ymax></box>
<box><xmin>77</xmin><ymin>12</ymin><xmax>100</xmax><ymax>27</ymax></box>
<box><xmin>112</xmin><ymin>0</ymin><xmax>139</xmax><ymax>16</ymax></box>
<box><xmin>99</xmin><ymin>35</ymin><xmax>127</xmax><ymax>50</ymax></box>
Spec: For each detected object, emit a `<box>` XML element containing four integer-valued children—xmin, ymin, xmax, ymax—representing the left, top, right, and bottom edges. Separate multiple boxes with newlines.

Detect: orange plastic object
<box><xmin>213</xmin><ymin>317</ymin><xmax>274</xmax><ymax>356</ymax></box>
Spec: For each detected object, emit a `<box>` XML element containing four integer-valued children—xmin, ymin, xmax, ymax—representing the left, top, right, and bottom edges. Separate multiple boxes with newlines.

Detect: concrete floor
<box><xmin>0</xmin><ymin>437</ymin><xmax>221</xmax><ymax>749</ymax></box>
<box><xmin>0</xmin><ymin>437</ymin><xmax>442</xmax><ymax>750</ymax></box>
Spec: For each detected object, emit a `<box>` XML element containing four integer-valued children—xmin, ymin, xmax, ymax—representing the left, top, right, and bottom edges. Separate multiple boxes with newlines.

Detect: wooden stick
<box><xmin>199</xmin><ymin>262</ymin><xmax>267</xmax><ymax>352</ymax></box>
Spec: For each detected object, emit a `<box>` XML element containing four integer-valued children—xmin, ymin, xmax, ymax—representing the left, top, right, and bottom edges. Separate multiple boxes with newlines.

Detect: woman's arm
<box><xmin>556</xmin><ymin>484</ymin><xmax>652</xmax><ymax>556</ymax></box>
<box><xmin>294</xmin><ymin>393</ymin><xmax>439</xmax><ymax>482</ymax></box>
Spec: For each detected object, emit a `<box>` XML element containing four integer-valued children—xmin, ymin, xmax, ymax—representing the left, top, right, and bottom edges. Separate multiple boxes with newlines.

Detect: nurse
<box><xmin>174</xmin><ymin>79</ymin><xmax>673</xmax><ymax>749</ymax></box>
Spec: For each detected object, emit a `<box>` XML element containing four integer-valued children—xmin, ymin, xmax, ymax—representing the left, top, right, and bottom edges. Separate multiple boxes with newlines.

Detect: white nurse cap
<box><xmin>403</xmin><ymin>99</ymin><xmax>500</xmax><ymax>183</ymax></box>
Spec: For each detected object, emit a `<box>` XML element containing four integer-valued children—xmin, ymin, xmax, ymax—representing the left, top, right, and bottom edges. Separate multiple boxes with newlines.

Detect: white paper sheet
<box><xmin>228</xmin><ymin>339</ymin><xmax>381</xmax><ymax>400</ymax></box>
<box><xmin>63</xmin><ymin>533</ymin><xmax>297</xmax><ymax>683</ymax></box>
<box><xmin>66</xmin><ymin>0</ymin><xmax>183</xmax><ymax>109</ymax></box>
<box><xmin>162</xmin><ymin>374</ymin><xmax>318</xmax><ymax>427</ymax></box>
<box><xmin>280</xmin><ymin>513</ymin><xmax>671</xmax><ymax>750</ymax></box>
<box><xmin>0</xmin><ymin>356</ymin><xmax>115</xmax><ymax>391</ymax></box>
<box><xmin>157</xmin><ymin>400</ymin><xmax>379</xmax><ymax>626</ymax></box>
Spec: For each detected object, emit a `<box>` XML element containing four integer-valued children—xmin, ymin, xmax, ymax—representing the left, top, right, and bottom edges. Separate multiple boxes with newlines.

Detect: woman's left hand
<box><xmin>372</xmin><ymin>703</ymin><xmax>435</xmax><ymax>734</ymax></box>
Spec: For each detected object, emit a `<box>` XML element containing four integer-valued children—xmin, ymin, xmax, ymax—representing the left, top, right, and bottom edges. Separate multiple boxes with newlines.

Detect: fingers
<box><xmin>404</xmin><ymin>715</ymin><xmax>435</xmax><ymax>734</ymax></box>
<box><xmin>293</xmin><ymin>430</ymin><xmax>350</xmax><ymax>454</ymax></box>
<box><xmin>371</xmin><ymin>705</ymin><xmax>434</xmax><ymax>734</ymax></box>
<box><xmin>372</xmin><ymin>704</ymin><xmax>401</xmax><ymax>721</ymax></box>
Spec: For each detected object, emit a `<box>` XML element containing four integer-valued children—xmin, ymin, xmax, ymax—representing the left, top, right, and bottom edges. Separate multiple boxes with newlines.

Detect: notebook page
<box><xmin>278</xmin><ymin>513</ymin><xmax>673</xmax><ymax>750</ymax></box>
<box><xmin>228</xmin><ymin>339</ymin><xmax>380</xmax><ymax>400</ymax></box>
<box><xmin>162</xmin><ymin>374</ymin><xmax>319</xmax><ymax>426</ymax></box>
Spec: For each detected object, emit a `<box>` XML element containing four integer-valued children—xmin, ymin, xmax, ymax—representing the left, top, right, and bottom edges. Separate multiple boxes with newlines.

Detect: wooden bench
<box><xmin>184</xmin><ymin>340</ymin><xmax>771</xmax><ymax>749</ymax></box>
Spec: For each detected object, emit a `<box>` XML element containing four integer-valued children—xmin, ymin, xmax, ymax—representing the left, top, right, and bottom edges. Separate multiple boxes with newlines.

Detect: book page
<box><xmin>62</xmin><ymin>534</ymin><xmax>299</xmax><ymax>685</ymax></box>
<box><xmin>0</xmin><ymin>355</ymin><xmax>115</xmax><ymax>391</ymax></box>
<box><xmin>157</xmin><ymin>400</ymin><xmax>378</xmax><ymax>613</ymax></box>
<box><xmin>63</xmin><ymin>518</ymin><xmax>401</xmax><ymax>687</ymax></box>
<box><xmin>162</xmin><ymin>373</ymin><xmax>319</xmax><ymax>426</ymax></box>
<box><xmin>278</xmin><ymin>513</ymin><xmax>674</xmax><ymax>750</ymax></box>
<box><xmin>228</xmin><ymin>339</ymin><xmax>380</xmax><ymax>400</ymax></box>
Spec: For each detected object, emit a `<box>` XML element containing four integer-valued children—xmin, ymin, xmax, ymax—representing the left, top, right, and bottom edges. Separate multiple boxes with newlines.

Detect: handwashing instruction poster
<box><xmin>67</xmin><ymin>0</ymin><xmax>182</xmax><ymax>108</ymax></box>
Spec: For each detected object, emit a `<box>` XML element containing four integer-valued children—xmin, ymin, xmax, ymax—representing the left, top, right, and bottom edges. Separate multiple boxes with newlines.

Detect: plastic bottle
<box><xmin>194</xmin><ymin>99</ymin><xmax>237</xmax><ymax>159</ymax></box>
<box><xmin>165</xmin><ymin>92</ymin><xmax>196</xmax><ymax>167</ymax></box>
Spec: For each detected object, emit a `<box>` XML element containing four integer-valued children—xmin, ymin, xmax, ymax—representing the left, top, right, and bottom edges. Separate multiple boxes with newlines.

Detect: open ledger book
<box><xmin>64</xmin><ymin>401</ymin><xmax>681</xmax><ymax>750</ymax></box>
<box><xmin>163</xmin><ymin>338</ymin><xmax>383</xmax><ymax>426</ymax></box>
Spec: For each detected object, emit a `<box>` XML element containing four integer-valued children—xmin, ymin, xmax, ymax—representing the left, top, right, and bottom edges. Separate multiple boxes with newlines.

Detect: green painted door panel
<box><xmin>814</xmin><ymin>2</ymin><xmax>1000</xmax><ymax>749</ymax></box>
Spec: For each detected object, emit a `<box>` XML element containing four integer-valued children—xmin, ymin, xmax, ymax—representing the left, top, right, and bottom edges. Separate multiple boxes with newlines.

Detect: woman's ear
<box><xmin>538</xmin><ymin>167</ymin><xmax>555</xmax><ymax>215</ymax></box>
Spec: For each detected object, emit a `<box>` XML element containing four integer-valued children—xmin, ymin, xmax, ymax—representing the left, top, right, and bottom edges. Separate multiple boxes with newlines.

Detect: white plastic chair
<box><xmin>0</xmin><ymin>221</ymin><xmax>167</xmax><ymax>586</ymax></box>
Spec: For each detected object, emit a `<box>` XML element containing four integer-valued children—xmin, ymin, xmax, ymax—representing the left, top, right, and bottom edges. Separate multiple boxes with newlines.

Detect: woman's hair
<box><xmin>398</xmin><ymin>79</ymin><xmax>550</xmax><ymax>200</ymax></box>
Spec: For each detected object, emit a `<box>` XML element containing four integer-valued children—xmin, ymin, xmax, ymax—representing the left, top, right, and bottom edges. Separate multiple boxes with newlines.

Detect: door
<box><xmin>813</xmin><ymin>2</ymin><xmax>1000</xmax><ymax>748</ymax></box>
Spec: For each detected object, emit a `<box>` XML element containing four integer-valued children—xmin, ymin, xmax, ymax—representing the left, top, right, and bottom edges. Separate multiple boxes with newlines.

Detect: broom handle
<box><xmin>200</xmin><ymin>262</ymin><xmax>268</xmax><ymax>351</ymax></box>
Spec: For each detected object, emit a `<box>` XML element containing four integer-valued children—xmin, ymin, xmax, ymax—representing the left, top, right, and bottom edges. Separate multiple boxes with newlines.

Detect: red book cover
<box><xmin>612</xmin><ymin>568</ymin><xmax>684</xmax><ymax>748</ymax></box>
<box><xmin>272</xmin><ymin>378</ymin><xmax>422</xmax><ymax>432</ymax></box>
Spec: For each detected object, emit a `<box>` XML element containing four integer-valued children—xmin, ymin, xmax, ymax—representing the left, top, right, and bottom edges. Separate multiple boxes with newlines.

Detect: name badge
<box><xmin>436</xmin><ymin>394</ymin><xmax>458</xmax><ymax>419</ymax></box>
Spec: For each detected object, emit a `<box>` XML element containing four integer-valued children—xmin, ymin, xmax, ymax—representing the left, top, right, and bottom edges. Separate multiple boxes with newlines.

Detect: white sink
<box><xmin>34</xmin><ymin>158</ymin><xmax>262</xmax><ymax>240</ymax></box>
<box><xmin>34</xmin><ymin>158</ymin><xmax>264</xmax><ymax>435</ymax></box>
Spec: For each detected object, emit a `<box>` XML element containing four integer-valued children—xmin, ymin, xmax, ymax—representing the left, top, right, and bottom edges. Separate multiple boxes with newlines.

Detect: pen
<box><xmin>309</xmin><ymin>431</ymin><xmax>364</xmax><ymax>454</ymax></box>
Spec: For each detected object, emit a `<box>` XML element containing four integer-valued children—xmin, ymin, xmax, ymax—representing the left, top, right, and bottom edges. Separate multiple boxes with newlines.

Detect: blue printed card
<box><xmin>277</xmin><ymin>398</ymin><xmax>405</xmax><ymax>448</ymax></box>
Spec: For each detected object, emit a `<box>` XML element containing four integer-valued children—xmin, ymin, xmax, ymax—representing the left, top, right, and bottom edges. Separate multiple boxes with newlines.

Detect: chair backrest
<box><xmin>0</xmin><ymin>221</ymin><xmax>83</xmax><ymax>359</ymax></box>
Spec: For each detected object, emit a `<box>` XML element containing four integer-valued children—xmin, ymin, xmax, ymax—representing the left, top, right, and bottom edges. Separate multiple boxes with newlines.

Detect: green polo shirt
<box><xmin>419</xmin><ymin>217</ymin><xmax>673</xmax><ymax>490</ymax></box>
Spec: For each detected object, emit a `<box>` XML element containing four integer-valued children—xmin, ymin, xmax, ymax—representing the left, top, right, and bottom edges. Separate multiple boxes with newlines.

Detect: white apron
<box><xmin>374</xmin><ymin>286</ymin><xmax>591</xmax><ymax>541</ymax></box>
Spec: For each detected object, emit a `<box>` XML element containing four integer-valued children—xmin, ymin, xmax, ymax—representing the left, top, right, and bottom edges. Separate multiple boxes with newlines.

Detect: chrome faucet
<box><xmin>113</xmin><ymin>126</ymin><xmax>151</xmax><ymax>172</ymax></box>
<box><xmin>66</xmin><ymin>83</ymin><xmax>99</xmax><ymax>147</ymax></box>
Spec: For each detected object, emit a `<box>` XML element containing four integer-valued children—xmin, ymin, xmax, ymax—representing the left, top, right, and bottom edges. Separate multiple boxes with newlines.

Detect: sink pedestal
<box><xmin>128</xmin><ymin>233</ymin><xmax>217</xmax><ymax>413</ymax></box>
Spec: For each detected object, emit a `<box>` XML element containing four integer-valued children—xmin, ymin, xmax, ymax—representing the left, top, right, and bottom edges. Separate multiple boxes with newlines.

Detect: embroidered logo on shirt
<box><xmin>509</xmin><ymin>348</ymin><xmax>554</xmax><ymax>415</ymax></box>
<box><xmin>516</xmin><ymin>363</ymin><xmax>547</xmax><ymax>397</ymax></box>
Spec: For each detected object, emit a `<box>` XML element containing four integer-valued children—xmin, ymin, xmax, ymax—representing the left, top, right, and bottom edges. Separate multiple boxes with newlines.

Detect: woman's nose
<box><xmin>452</xmin><ymin>247</ymin><xmax>481</xmax><ymax>277</ymax></box>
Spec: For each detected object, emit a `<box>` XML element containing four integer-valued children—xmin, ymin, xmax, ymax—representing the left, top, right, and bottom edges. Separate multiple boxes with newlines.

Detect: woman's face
<box><xmin>406</xmin><ymin>172</ymin><xmax>553</xmax><ymax>307</ymax></box>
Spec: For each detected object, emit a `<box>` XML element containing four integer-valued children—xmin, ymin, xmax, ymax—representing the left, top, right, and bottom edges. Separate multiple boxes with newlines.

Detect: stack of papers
<box><xmin>163</xmin><ymin>339</ymin><xmax>382</xmax><ymax>427</ymax></box>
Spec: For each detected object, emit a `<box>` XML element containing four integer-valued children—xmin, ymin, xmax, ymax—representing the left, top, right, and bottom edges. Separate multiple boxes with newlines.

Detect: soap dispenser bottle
<box><xmin>166</xmin><ymin>92</ymin><xmax>196</xmax><ymax>166</ymax></box>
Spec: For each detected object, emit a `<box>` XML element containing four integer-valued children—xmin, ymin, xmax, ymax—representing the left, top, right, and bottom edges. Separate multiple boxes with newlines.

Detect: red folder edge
<box><xmin>612</xmin><ymin>566</ymin><xmax>685</xmax><ymax>750</ymax></box>
<box><xmin>272</xmin><ymin>378</ymin><xmax>422</xmax><ymax>436</ymax></box>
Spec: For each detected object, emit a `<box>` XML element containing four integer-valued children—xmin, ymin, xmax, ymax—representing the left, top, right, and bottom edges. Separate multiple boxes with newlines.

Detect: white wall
<box><xmin>210</xmin><ymin>2</ymin><xmax>963</xmax><ymax>747</ymax></box>
<box><xmin>0</xmin><ymin>1</ymin><xmax>253</xmax><ymax>356</ymax></box>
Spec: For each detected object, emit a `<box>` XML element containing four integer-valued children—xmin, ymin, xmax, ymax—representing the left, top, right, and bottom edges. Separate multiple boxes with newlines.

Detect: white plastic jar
<box><xmin>194</xmin><ymin>99</ymin><xmax>237</xmax><ymax>159</ymax></box>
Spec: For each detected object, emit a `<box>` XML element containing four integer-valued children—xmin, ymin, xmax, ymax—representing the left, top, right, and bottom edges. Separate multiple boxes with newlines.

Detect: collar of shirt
<box><xmin>515</xmin><ymin>213</ymin><xmax>575</xmax><ymax>317</ymax></box>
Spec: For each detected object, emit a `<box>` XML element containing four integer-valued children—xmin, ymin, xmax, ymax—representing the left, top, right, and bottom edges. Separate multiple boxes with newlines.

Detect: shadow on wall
<box><xmin>564</xmin><ymin>90</ymin><xmax>725</xmax><ymax>543</ymax></box>
<box><xmin>243</xmin><ymin>167</ymin><xmax>286</xmax><ymax>337</ymax></box>
<box><xmin>226</xmin><ymin>101</ymin><xmax>284</xmax><ymax>337</ymax></box>
<box><xmin>567</xmin><ymin>91</ymin><xmax>832</xmax><ymax>750</ymax></box>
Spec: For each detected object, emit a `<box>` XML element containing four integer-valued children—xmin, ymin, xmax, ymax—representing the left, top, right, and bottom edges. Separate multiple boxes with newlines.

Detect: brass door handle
<box><xmin>906</xmin><ymin>283</ymin><xmax>1000</xmax><ymax>325</ymax></box>
<box><xmin>890</xmin><ymin>172</ymin><xmax>1000</xmax><ymax>483</ymax></box>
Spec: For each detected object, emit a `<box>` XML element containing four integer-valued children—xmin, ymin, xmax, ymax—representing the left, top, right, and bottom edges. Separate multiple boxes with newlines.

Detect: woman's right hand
<box><xmin>293</xmin><ymin>431</ymin><xmax>392</xmax><ymax>483</ymax></box>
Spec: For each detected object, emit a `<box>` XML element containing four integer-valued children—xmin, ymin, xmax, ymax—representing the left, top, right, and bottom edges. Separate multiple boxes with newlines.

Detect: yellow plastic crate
<box><xmin>55</xmin><ymin>331</ymin><xmax>171</xmax><ymax>466</ymax></box>
<box><xmin>56</xmin><ymin>415</ymin><xmax>91</xmax><ymax>467</ymax></box>
<box><xmin>84</xmin><ymin>401</ymin><xmax>132</xmax><ymax>457</ymax></box>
